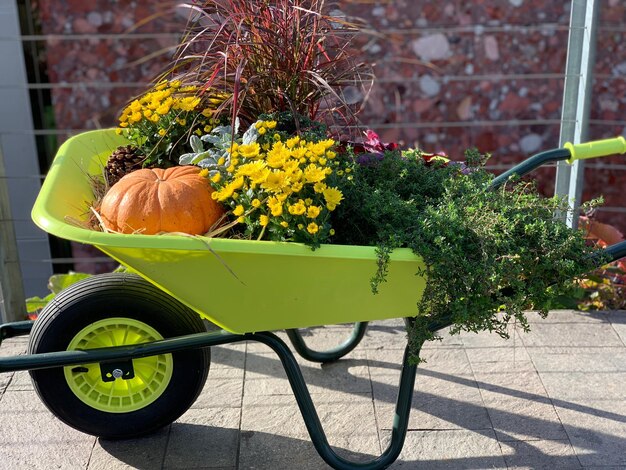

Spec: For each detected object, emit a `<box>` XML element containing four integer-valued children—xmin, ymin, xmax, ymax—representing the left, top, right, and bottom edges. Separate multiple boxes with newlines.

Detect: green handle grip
<box><xmin>565</xmin><ymin>136</ymin><xmax>626</xmax><ymax>163</ymax></box>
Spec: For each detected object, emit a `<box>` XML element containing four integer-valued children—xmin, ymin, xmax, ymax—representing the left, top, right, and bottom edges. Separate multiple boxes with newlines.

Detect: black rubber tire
<box><xmin>28</xmin><ymin>272</ymin><xmax>210</xmax><ymax>439</ymax></box>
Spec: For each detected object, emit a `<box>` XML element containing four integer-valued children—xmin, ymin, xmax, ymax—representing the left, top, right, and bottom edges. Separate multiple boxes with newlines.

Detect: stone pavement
<box><xmin>1</xmin><ymin>309</ymin><xmax>626</xmax><ymax>469</ymax></box>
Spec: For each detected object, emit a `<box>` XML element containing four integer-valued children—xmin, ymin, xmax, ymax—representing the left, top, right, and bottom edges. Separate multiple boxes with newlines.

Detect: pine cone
<box><xmin>104</xmin><ymin>145</ymin><xmax>146</xmax><ymax>186</ymax></box>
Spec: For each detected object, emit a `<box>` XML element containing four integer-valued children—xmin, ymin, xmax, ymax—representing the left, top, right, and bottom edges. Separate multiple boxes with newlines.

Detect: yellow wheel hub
<box><xmin>64</xmin><ymin>318</ymin><xmax>173</xmax><ymax>413</ymax></box>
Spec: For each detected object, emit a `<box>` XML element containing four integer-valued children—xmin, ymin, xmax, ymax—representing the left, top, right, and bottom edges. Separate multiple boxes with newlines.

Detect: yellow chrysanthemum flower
<box><xmin>236</xmin><ymin>161</ymin><xmax>268</xmax><ymax>177</ymax></box>
<box><xmin>288</xmin><ymin>200</ymin><xmax>306</xmax><ymax>216</ymax></box>
<box><xmin>158</xmin><ymin>129</ymin><xmax>167</xmax><ymax>136</ymax></box>
<box><xmin>199</xmin><ymin>168</ymin><xmax>210</xmax><ymax>178</ymax></box>
<box><xmin>259</xmin><ymin>215</ymin><xmax>269</xmax><ymax>227</ymax></box>
<box><xmin>238</xmin><ymin>143</ymin><xmax>261</xmax><ymax>159</ymax></box>
<box><xmin>262</xmin><ymin>171</ymin><xmax>288</xmax><ymax>192</ymax></box>
<box><xmin>267</xmin><ymin>196</ymin><xmax>283</xmax><ymax>217</ymax></box>
<box><xmin>266</xmin><ymin>144</ymin><xmax>290</xmax><ymax>168</ymax></box>
<box><xmin>286</xmin><ymin>136</ymin><xmax>300</xmax><ymax>149</ymax></box>
<box><xmin>307</xmin><ymin>223</ymin><xmax>319</xmax><ymax>234</ymax></box>
<box><xmin>323</xmin><ymin>187</ymin><xmax>343</xmax><ymax>211</ymax></box>
<box><xmin>211</xmin><ymin>173</ymin><xmax>222</xmax><ymax>183</ymax></box>
<box><xmin>304</xmin><ymin>164</ymin><xmax>326</xmax><ymax>183</ymax></box>
<box><xmin>178</xmin><ymin>96</ymin><xmax>201</xmax><ymax>112</ymax></box>
<box><xmin>280</xmin><ymin>221</ymin><xmax>289</xmax><ymax>228</ymax></box>
<box><xmin>307</xmin><ymin>206</ymin><xmax>321</xmax><ymax>219</ymax></box>
<box><xmin>313</xmin><ymin>182</ymin><xmax>327</xmax><ymax>193</ymax></box>
<box><xmin>252</xmin><ymin>198</ymin><xmax>262</xmax><ymax>208</ymax></box>
<box><xmin>250</xmin><ymin>168</ymin><xmax>271</xmax><ymax>187</ymax></box>
<box><xmin>233</xmin><ymin>205</ymin><xmax>245</xmax><ymax>216</ymax></box>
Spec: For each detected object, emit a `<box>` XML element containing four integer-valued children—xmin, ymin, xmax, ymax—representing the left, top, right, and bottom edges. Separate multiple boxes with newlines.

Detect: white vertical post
<box><xmin>0</xmin><ymin>1</ymin><xmax>53</xmax><ymax>298</ymax></box>
<box><xmin>555</xmin><ymin>0</ymin><xmax>599</xmax><ymax>229</ymax></box>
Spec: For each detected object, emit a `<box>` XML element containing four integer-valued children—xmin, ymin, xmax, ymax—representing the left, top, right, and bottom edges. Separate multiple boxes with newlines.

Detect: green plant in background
<box><xmin>169</xmin><ymin>0</ymin><xmax>373</xmax><ymax>132</ymax></box>
<box><xmin>575</xmin><ymin>217</ymin><xmax>626</xmax><ymax>311</ymax></box>
<box><xmin>25</xmin><ymin>272</ymin><xmax>93</xmax><ymax>320</ymax></box>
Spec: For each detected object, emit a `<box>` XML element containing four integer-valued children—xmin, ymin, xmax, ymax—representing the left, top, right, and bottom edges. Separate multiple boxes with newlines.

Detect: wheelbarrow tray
<box><xmin>31</xmin><ymin>130</ymin><xmax>427</xmax><ymax>334</ymax></box>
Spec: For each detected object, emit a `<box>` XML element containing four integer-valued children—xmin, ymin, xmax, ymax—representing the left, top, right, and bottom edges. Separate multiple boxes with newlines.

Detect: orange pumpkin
<box><xmin>99</xmin><ymin>166</ymin><xmax>224</xmax><ymax>235</ymax></box>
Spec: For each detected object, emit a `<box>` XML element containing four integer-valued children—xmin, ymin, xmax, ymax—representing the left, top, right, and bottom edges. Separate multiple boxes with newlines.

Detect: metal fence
<box><xmin>1</xmin><ymin>0</ymin><xmax>624</xmax><ymax>322</ymax></box>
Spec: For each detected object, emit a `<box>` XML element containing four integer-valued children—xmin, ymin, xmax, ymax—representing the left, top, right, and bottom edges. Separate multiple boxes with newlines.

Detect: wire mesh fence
<box><xmin>0</xmin><ymin>0</ymin><xmax>625</xmax><ymax>315</ymax></box>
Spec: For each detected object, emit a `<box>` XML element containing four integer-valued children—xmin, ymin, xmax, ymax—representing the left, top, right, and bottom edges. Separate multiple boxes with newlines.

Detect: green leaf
<box><xmin>25</xmin><ymin>293</ymin><xmax>55</xmax><ymax>314</ymax></box>
<box><xmin>48</xmin><ymin>272</ymin><xmax>92</xmax><ymax>294</ymax></box>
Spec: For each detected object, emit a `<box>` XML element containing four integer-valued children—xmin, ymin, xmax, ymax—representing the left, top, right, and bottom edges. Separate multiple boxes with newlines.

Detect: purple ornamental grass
<box><xmin>167</xmin><ymin>0</ymin><xmax>373</xmax><ymax>132</ymax></box>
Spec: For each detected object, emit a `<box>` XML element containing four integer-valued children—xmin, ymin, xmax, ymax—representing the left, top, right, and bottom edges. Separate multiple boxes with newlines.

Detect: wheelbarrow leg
<box><xmin>285</xmin><ymin>322</ymin><xmax>368</xmax><ymax>363</ymax></box>
<box><xmin>249</xmin><ymin>328</ymin><xmax>419</xmax><ymax>470</ymax></box>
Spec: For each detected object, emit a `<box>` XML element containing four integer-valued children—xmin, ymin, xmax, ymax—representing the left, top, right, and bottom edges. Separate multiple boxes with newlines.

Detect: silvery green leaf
<box><xmin>203</xmin><ymin>134</ymin><xmax>228</xmax><ymax>146</ymax></box>
<box><xmin>190</xmin><ymin>135</ymin><xmax>204</xmax><ymax>153</ymax></box>
<box><xmin>242</xmin><ymin>125</ymin><xmax>259</xmax><ymax>145</ymax></box>
<box><xmin>187</xmin><ymin>151</ymin><xmax>211</xmax><ymax>165</ymax></box>
<box><xmin>179</xmin><ymin>153</ymin><xmax>195</xmax><ymax>165</ymax></box>
<box><xmin>196</xmin><ymin>158</ymin><xmax>215</xmax><ymax>168</ymax></box>
<box><xmin>211</xmin><ymin>124</ymin><xmax>233</xmax><ymax>136</ymax></box>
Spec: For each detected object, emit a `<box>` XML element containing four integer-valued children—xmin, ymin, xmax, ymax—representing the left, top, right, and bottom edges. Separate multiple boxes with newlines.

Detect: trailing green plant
<box><xmin>330</xmin><ymin>145</ymin><xmax>607</xmax><ymax>361</ymax></box>
<box><xmin>167</xmin><ymin>0</ymin><xmax>373</xmax><ymax>133</ymax></box>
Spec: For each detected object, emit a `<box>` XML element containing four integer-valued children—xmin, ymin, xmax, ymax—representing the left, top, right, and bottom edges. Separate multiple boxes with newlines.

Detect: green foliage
<box><xmin>26</xmin><ymin>272</ymin><xmax>93</xmax><ymax>318</ymax></box>
<box><xmin>25</xmin><ymin>268</ymin><xmax>127</xmax><ymax>320</ymax></box>
<box><xmin>331</xmin><ymin>149</ymin><xmax>606</xmax><ymax>361</ymax></box>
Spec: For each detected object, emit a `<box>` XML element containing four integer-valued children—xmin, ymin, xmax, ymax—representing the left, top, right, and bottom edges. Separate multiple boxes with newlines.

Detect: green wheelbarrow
<box><xmin>1</xmin><ymin>130</ymin><xmax>625</xmax><ymax>470</ymax></box>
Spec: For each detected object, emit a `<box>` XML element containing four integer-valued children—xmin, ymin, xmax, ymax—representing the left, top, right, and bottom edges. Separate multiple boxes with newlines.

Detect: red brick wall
<box><xmin>36</xmin><ymin>0</ymin><xmax>626</xmax><ymax>237</ymax></box>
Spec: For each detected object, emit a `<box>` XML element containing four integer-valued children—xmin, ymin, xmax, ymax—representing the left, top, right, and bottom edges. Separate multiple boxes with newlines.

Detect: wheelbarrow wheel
<box><xmin>28</xmin><ymin>272</ymin><xmax>210</xmax><ymax>439</ymax></box>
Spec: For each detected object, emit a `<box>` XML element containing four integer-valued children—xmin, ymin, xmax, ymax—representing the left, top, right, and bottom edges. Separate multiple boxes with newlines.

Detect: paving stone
<box><xmin>238</xmin><ymin>430</ymin><xmax>329</xmax><ymax>470</ymax></box>
<box><xmin>520</xmin><ymin>322</ymin><xmax>624</xmax><ymax>348</ymax></box>
<box><xmin>525</xmin><ymin>310</ymin><xmax>611</xmax><ymax>324</ymax></box>
<box><xmin>471</xmin><ymin>361</ymin><xmax>567</xmax><ymax>441</ymax></box>
<box><xmin>364</xmin><ymin>320</ymin><xmax>463</xmax><ymax>350</ymax></box>
<box><xmin>192</xmin><ymin>377</ymin><xmax>244</xmax><ymax>409</ymax></box>
<box><xmin>527</xmin><ymin>348</ymin><xmax>626</xmax><ymax>373</ymax></box>
<box><xmin>460</xmin><ymin>324</ymin><xmax>532</xmax><ymax>364</ymax></box>
<box><xmin>0</xmin><ymin>389</ymin><xmax>49</xmax><ymax>411</ymax></box>
<box><xmin>209</xmin><ymin>343</ymin><xmax>247</xmax><ymax>370</ymax></box>
<box><xmin>538</xmin><ymin>371</ymin><xmax>626</xmax><ymax>402</ymax></box>
<box><xmin>369</xmin><ymin>350</ymin><xmax>491</xmax><ymax>431</ymax></box>
<box><xmin>244</xmin><ymin>350</ymin><xmax>370</xmax><ymax>396</ymax></box>
<box><xmin>241</xmin><ymin>393</ymin><xmax>308</xmax><ymax>439</ymax></box>
<box><xmin>0</xmin><ymin>371</ymin><xmax>12</xmax><ymax>397</ymax></box>
<box><xmin>608</xmin><ymin>312</ymin><xmax>626</xmax><ymax>346</ymax></box>
<box><xmin>500</xmin><ymin>439</ymin><xmax>582</xmax><ymax>469</ymax></box>
<box><xmin>384</xmin><ymin>429</ymin><xmax>507</xmax><ymax>469</ymax></box>
<box><xmin>6</xmin><ymin>370</ymin><xmax>34</xmax><ymax>391</ymax></box>
<box><xmin>0</xmin><ymin>442</ymin><xmax>94</xmax><ymax>470</ymax></box>
<box><xmin>164</xmin><ymin>407</ymin><xmax>241</xmax><ymax>469</ymax></box>
<box><xmin>553</xmin><ymin>400</ymin><xmax>626</xmax><ymax>467</ymax></box>
<box><xmin>239</xmin><ymin>392</ymin><xmax>380</xmax><ymax>469</ymax></box>
<box><xmin>89</xmin><ymin>428</ymin><xmax>169</xmax><ymax>470</ymax></box>
<box><xmin>0</xmin><ymin>391</ymin><xmax>94</xmax><ymax>469</ymax></box>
